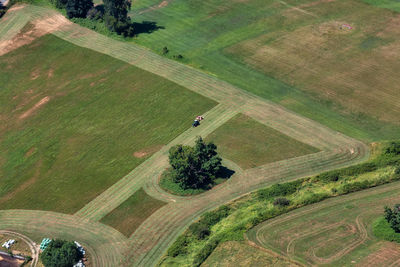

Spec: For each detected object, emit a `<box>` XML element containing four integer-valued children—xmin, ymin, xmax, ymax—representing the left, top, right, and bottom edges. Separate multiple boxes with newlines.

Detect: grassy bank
<box><xmin>160</xmin><ymin>142</ymin><xmax>400</xmax><ymax>266</ymax></box>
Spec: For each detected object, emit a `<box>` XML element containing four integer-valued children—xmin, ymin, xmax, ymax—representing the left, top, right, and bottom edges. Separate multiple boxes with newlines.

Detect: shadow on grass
<box><xmin>159</xmin><ymin>166</ymin><xmax>235</xmax><ymax>196</ymax></box>
<box><xmin>217</xmin><ymin>166</ymin><xmax>235</xmax><ymax>179</ymax></box>
<box><xmin>133</xmin><ymin>21</ymin><xmax>165</xmax><ymax>35</ymax></box>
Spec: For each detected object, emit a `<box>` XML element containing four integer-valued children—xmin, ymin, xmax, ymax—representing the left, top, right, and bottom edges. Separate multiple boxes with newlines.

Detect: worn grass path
<box><xmin>0</xmin><ymin>5</ymin><xmax>369</xmax><ymax>267</ymax></box>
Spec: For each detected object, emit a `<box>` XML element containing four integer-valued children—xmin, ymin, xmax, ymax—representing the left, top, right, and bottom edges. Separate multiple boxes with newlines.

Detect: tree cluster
<box><xmin>41</xmin><ymin>239</ymin><xmax>82</xmax><ymax>267</ymax></box>
<box><xmin>51</xmin><ymin>0</ymin><xmax>134</xmax><ymax>36</ymax></box>
<box><xmin>168</xmin><ymin>137</ymin><xmax>222</xmax><ymax>189</ymax></box>
<box><xmin>385</xmin><ymin>204</ymin><xmax>400</xmax><ymax>233</ymax></box>
<box><xmin>103</xmin><ymin>0</ymin><xmax>134</xmax><ymax>36</ymax></box>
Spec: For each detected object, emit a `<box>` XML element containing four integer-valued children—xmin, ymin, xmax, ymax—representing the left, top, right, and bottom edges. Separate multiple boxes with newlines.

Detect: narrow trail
<box><xmin>0</xmin><ymin>5</ymin><xmax>370</xmax><ymax>267</ymax></box>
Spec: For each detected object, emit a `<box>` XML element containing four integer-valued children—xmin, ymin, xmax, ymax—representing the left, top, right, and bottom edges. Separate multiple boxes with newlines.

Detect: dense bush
<box><xmin>386</xmin><ymin>142</ymin><xmax>400</xmax><ymax>155</ymax></box>
<box><xmin>192</xmin><ymin>239</ymin><xmax>219</xmax><ymax>267</ymax></box>
<box><xmin>41</xmin><ymin>240</ymin><xmax>82</xmax><ymax>267</ymax></box>
<box><xmin>66</xmin><ymin>0</ymin><xmax>93</xmax><ymax>18</ymax></box>
<box><xmin>188</xmin><ymin>206</ymin><xmax>231</xmax><ymax>240</ymax></box>
<box><xmin>189</xmin><ymin>222</ymin><xmax>210</xmax><ymax>240</ymax></box>
<box><xmin>258</xmin><ymin>179</ymin><xmax>303</xmax><ymax>200</ymax></box>
<box><xmin>87</xmin><ymin>5</ymin><xmax>104</xmax><ymax>20</ymax></box>
<box><xmin>315</xmin><ymin>162</ymin><xmax>377</xmax><ymax>183</ymax></box>
<box><xmin>200</xmin><ymin>206</ymin><xmax>231</xmax><ymax>226</ymax></box>
<box><xmin>50</xmin><ymin>0</ymin><xmax>67</xmax><ymax>9</ymax></box>
<box><xmin>273</xmin><ymin>197</ymin><xmax>290</xmax><ymax>206</ymax></box>
<box><xmin>385</xmin><ymin>204</ymin><xmax>400</xmax><ymax>233</ymax></box>
<box><xmin>167</xmin><ymin>235</ymin><xmax>188</xmax><ymax>257</ymax></box>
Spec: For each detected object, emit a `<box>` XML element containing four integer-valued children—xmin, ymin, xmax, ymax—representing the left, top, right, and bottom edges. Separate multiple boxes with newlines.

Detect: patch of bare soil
<box><xmin>0</xmin><ymin>13</ymin><xmax>71</xmax><ymax>56</ymax></box>
<box><xmin>30</xmin><ymin>69</ymin><xmax>40</xmax><ymax>80</ymax></box>
<box><xmin>47</xmin><ymin>68</ymin><xmax>54</xmax><ymax>78</ymax></box>
<box><xmin>0</xmin><ymin>254</ymin><xmax>24</xmax><ymax>267</ymax></box>
<box><xmin>24</xmin><ymin>147</ymin><xmax>35</xmax><ymax>158</ymax></box>
<box><xmin>133</xmin><ymin>145</ymin><xmax>163</xmax><ymax>158</ymax></box>
<box><xmin>19</xmin><ymin>96</ymin><xmax>50</xmax><ymax>119</ymax></box>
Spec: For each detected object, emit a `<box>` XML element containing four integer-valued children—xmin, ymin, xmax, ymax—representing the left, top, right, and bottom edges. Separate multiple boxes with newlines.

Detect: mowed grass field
<box><xmin>247</xmin><ymin>181</ymin><xmax>400</xmax><ymax>266</ymax></box>
<box><xmin>129</xmin><ymin>0</ymin><xmax>400</xmax><ymax>141</ymax></box>
<box><xmin>0</xmin><ymin>34</ymin><xmax>216</xmax><ymax>213</ymax></box>
<box><xmin>206</xmin><ymin>113</ymin><xmax>319</xmax><ymax>169</ymax></box>
<box><xmin>100</xmin><ymin>188</ymin><xmax>166</xmax><ymax>237</ymax></box>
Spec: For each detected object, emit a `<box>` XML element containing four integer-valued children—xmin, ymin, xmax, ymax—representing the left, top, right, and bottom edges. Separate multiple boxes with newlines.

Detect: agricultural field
<box><xmin>100</xmin><ymin>188</ymin><xmax>166</xmax><ymax>237</ymax></box>
<box><xmin>130</xmin><ymin>0</ymin><xmax>400</xmax><ymax>141</ymax></box>
<box><xmin>0</xmin><ymin>32</ymin><xmax>215</xmax><ymax>213</ymax></box>
<box><xmin>0</xmin><ymin>1</ymin><xmax>398</xmax><ymax>267</ymax></box>
<box><xmin>206</xmin><ymin>113</ymin><xmax>319</xmax><ymax>169</ymax></box>
<box><xmin>247</xmin><ymin>181</ymin><xmax>400</xmax><ymax>266</ymax></box>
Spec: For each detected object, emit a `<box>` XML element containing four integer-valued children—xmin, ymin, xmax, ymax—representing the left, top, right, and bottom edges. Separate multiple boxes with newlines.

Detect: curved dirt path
<box><xmin>0</xmin><ymin>230</ymin><xmax>39</xmax><ymax>267</ymax></box>
<box><xmin>0</xmin><ymin>5</ymin><xmax>369</xmax><ymax>267</ymax></box>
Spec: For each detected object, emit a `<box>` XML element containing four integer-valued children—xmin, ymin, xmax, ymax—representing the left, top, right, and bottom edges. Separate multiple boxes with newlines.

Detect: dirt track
<box><xmin>0</xmin><ymin>5</ymin><xmax>370</xmax><ymax>267</ymax></box>
<box><xmin>247</xmin><ymin>182</ymin><xmax>400</xmax><ymax>266</ymax></box>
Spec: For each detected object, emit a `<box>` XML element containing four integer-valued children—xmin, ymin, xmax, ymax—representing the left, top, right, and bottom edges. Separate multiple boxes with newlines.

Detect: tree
<box><xmin>384</xmin><ymin>204</ymin><xmax>400</xmax><ymax>233</ymax></box>
<box><xmin>50</xmin><ymin>0</ymin><xmax>68</xmax><ymax>9</ymax></box>
<box><xmin>168</xmin><ymin>137</ymin><xmax>222</xmax><ymax>189</ymax></box>
<box><xmin>66</xmin><ymin>0</ymin><xmax>93</xmax><ymax>18</ymax></box>
<box><xmin>41</xmin><ymin>239</ymin><xmax>82</xmax><ymax>267</ymax></box>
<box><xmin>103</xmin><ymin>0</ymin><xmax>132</xmax><ymax>34</ymax></box>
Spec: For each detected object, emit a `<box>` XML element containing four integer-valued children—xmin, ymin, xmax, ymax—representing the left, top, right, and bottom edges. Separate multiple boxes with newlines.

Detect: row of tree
<box><xmin>51</xmin><ymin>0</ymin><xmax>134</xmax><ymax>35</ymax></box>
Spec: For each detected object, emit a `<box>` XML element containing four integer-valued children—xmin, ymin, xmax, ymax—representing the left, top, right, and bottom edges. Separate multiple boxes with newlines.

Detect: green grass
<box><xmin>372</xmin><ymin>216</ymin><xmax>400</xmax><ymax>243</ymax></box>
<box><xmin>206</xmin><ymin>113</ymin><xmax>319</xmax><ymax>169</ymax></box>
<box><xmin>159</xmin><ymin>168</ymin><xmax>231</xmax><ymax>196</ymax></box>
<box><xmin>159</xmin><ymin>169</ymin><xmax>206</xmax><ymax>196</ymax></box>
<box><xmin>361</xmin><ymin>0</ymin><xmax>400</xmax><ymax>12</ymax></box>
<box><xmin>100</xmin><ymin>188</ymin><xmax>166</xmax><ymax>237</ymax></box>
<box><xmin>160</xmin><ymin>142</ymin><xmax>400</xmax><ymax>266</ymax></box>
<box><xmin>0</xmin><ymin>34</ymin><xmax>216</xmax><ymax>213</ymax></box>
<box><xmin>202</xmin><ymin>241</ymin><xmax>297</xmax><ymax>267</ymax></box>
<box><xmin>124</xmin><ymin>0</ymin><xmax>400</xmax><ymax>142</ymax></box>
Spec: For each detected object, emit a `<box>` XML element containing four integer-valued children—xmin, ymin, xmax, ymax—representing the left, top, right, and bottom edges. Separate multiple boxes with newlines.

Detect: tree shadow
<box><xmin>217</xmin><ymin>166</ymin><xmax>235</xmax><ymax>179</ymax></box>
<box><xmin>132</xmin><ymin>21</ymin><xmax>165</xmax><ymax>35</ymax></box>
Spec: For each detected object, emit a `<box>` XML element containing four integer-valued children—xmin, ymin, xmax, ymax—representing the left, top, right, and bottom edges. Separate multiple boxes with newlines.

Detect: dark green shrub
<box><xmin>167</xmin><ymin>235</ymin><xmax>188</xmax><ymax>257</ymax></box>
<box><xmin>386</xmin><ymin>142</ymin><xmax>400</xmax><ymax>155</ymax></box>
<box><xmin>340</xmin><ymin>180</ymin><xmax>371</xmax><ymax>194</ymax></box>
<box><xmin>66</xmin><ymin>0</ymin><xmax>93</xmax><ymax>18</ymax></box>
<box><xmin>162</xmin><ymin>46</ymin><xmax>169</xmax><ymax>55</ymax></box>
<box><xmin>273</xmin><ymin>197</ymin><xmax>290</xmax><ymax>206</ymax></box>
<box><xmin>385</xmin><ymin>204</ymin><xmax>400</xmax><ymax>233</ymax></box>
<box><xmin>317</xmin><ymin>171</ymin><xmax>341</xmax><ymax>182</ymax></box>
<box><xmin>189</xmin><ymin>222</ymin><xmax>210</xmax><ymax>240</ymax></box>
<box><xmin>341</xmin><ymin>162</ymin><xmax>377</xmax><ymax>176</ymax></box>
<box><xmin>395</xmin><ymin>165</ymin><xmax>400</xmax><ymax>175</ymax></box>
<box><xmin>200</xmin><ymin>206</ymin><xmax>231</xmax><ymax>227</ymax></box>
<box><xmin>192</xmin><ymin>239</ymin><xmax>219</xmax><ymax>267</ymax></box>
<box><xmin>257</xmin><ymin>179</ymin><xmax>303</xmax><ymax>200</ymax></box>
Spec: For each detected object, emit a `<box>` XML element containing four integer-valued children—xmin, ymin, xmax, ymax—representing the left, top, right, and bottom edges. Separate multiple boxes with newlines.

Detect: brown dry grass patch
<box><xmin>227</xmin><ymin>0</ymin><xmax>400</xmax><ymax>125</ymax></box>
